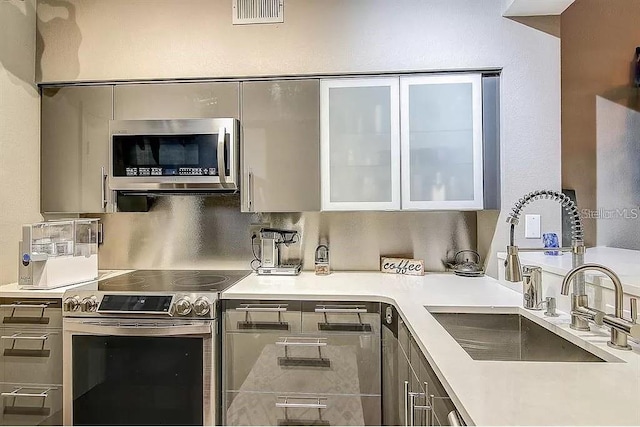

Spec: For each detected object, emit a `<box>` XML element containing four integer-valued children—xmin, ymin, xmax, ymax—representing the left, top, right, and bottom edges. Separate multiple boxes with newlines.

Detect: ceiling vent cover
<box><xmin>233</xmin><ymin>0</ymin><xmax>284</xmax><ymax>25</ymax></box>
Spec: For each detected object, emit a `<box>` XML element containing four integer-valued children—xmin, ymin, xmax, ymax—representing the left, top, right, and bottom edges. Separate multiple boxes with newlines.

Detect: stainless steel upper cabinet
<box><xmin>241</xmin><ymin>80</ymin><xmax>320</xmax><ymax>212</ymax></box>
<box><xmin>114</xmin><ymin>82</ymin><xmax>240</xmax><ymax>119</ymax></box>
<box><xmin>41</xmin><ymin>86</ymin><xmax>113</xmax><ymax>213</ymax></box>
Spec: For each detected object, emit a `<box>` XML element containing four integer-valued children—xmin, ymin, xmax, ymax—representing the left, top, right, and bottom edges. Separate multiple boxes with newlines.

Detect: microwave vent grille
<box><xmin>232</xmin><ymin>0</ymin><xmax>283</xmax><ymax>25</ymax></box>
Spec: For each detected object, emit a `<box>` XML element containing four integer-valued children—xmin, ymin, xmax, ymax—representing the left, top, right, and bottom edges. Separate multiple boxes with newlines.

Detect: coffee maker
<box><xmin>257</xmin><ymin>228</ymin><xmax>302</xmax><ymax>276</ymax></box>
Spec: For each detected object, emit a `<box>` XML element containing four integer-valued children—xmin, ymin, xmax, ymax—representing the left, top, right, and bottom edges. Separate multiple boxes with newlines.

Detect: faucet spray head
<box><xmin>504</xmin><ymin>245</ymin><xmax>522</xmax><ymax>282</ymax></box>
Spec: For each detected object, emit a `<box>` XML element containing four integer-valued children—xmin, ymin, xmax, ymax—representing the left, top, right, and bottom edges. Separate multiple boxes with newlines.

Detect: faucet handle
<box><xmin>631</xmin><ymin>298</ymin><xmax>637</xmax><ymax>324</ymax></box>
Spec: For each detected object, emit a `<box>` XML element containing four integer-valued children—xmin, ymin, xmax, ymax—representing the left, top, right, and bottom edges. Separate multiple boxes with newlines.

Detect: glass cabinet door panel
<box><xmin>321</xmin><ymin>78</ymin><xmax>400</xmax><ymax>210</ymax></box>
<box><xmin>400</xmin><ymin>74</ymin><xmax>483</xmax><ymax>210</ymax></box>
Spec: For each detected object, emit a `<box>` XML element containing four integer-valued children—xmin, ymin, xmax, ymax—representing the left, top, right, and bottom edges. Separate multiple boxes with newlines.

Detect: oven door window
<box><xmin>72</xmin><ymin>335</ymin><xmax>203</xmax><ymax>426</ymax></box>
<box><xmin>112</xmin><ymin>134</ymin><xmax>230</xmax><ymax>177</ymax></box>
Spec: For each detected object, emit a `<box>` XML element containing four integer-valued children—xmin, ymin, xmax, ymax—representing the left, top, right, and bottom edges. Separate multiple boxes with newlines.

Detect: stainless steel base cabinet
<box><xmin>222</xmin><ymin>300</ymin><xmax>381</xmax><ymax>426</ymax></box>
<box><xmin>0</xmin><ymin>298</ymin><xmax>63</xmax><ymax>426</ymax></box>
<box><xmin>382</xmin><ymin>303</ymin><xmax>462</xmax><ymax>426</ymax></box>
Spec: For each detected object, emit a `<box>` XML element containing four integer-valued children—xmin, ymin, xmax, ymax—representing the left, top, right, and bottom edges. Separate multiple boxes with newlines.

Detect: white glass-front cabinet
<box><xmin>400</xmin><ymin>74</ymin><xmax>484</xmax><ymax>210</ymax></box>
<box><xmin>321</xmin><ymin>74</ymin><xmax>484</xmax><ymax>211</ymax></box>
<box><xmin>320</xmin><ymin>78</ymin><xmax>401</xmax><ymax>211</ymax></box>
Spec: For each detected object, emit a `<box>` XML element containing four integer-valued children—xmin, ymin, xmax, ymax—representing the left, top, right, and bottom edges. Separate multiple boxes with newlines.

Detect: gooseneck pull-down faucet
<box><xmin>504</xmin><ymin>190</ymin><xmax>595</xmax><ymax>331</ymax></box>
<box><xmin>562</xmin><ymin>264</ymin><xmax>639</xmax><ymax>350</ymax></box>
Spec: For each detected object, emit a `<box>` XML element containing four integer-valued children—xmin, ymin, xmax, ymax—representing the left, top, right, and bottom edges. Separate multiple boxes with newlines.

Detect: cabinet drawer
<box><xmin>302</xmin><ymin>302</ymin><xmax>380</xmax><ymax>334</ymax></box>
<box><xmin>0</xmin><ymin>299</ymin><xmax>62</xmax><ymax>328</ymax></box>
<box><xmin>225</xmin><ymin>392</ymin><xmax>381</xmax><ymax>426</ymax></box>
<box><xmin>0</xmin><ymin>328</ymin><xmax>63</xmax><ymax>385</ymax></box>
<box><xmin>225</xmin><ymin>333</ymin><xmax>380</xmax><ymax>395</ymax></box>
<box><xmin>0</xmin><ymin>384</ymin><xmax>62</xmax><ymax>426</ymax></box>
<box><xmin>224</xmin><ymin>301</ymin><xmax>301</xmax><ymax>333</ymax></box>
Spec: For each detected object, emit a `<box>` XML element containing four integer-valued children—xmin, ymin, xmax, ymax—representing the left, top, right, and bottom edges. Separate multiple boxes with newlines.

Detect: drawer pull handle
<box><xmin>2</xmin><ymin>387</ymin><xmax>53</xmax><ymax>417</ymax></box>
<box><xmin>276</xmin><ymin>338</ymin><xmax>327</xmax><ymax>347</ymax></box>
<box><xmin>277</xmin><ymin>338</ymin><xmax>330</xmax><ymax>368</ymax></box>
<box><xmin>315</xmin><ymin>305</ymin><xmax>372</xmax><ymax>332</ymax></box>
<box><xmin>2</xmin><ymin>302</ymin><xmax>52</xmax><ymax>325</ymax></box>
<box><xmin>405</xmin><ymin>381</ymin><xmax>433</xmax><ymax>426</ymax></box>
<box><xmin>276</xmin><ymin>396</ymin><xmax>328</xmax><ymax>410</ymax></box>
<box><xmin>1</xmin><ymin>388</ymin><xmax>52</xmax><ymax>399</ymax></box>
<box><xmin>2</xmin><ymin>333</ymin><xmax>51</xmax><ymax>357</ymax></box>
<box><xmin>0</xmin><ymin>304</ymin><xmax>50</xmax><ymax>309</ymax></box>
<box><xmin>1</xmin><ymin>333</ymin><xmax>49</xmax><ymax>341</ymax></box>
<box><xmin>314</xmin><ymin>305</ymin><xmax>367</xmax><ymax>314</ymax></box>
<box><xmin>236</xmin><ymin>304</ymin><xmax>288</xmax><ymax>312</ymax></box>
<box><xmin>236</xmin><ymin>304</ymin><xmax>290</xmax><ymax>331</ymax></box>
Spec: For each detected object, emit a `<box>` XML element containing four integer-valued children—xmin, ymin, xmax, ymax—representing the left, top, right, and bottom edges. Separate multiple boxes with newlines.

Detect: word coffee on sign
<box><xmin>380</xmin><ymin>257</ymin><xmax>425</xmax><ymax>276</ymax></box>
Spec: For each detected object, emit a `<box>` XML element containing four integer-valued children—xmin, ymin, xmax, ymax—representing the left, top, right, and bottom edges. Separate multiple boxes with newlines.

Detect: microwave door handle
<box><xmin>101</xmin><ymin>166</ymin><xmax>107</xmax><ymax>210</ymax></box>
<box><xmin>217</xmin><ymin>127</ymin><xmax>227</xmax><ymax>185</ymax></box>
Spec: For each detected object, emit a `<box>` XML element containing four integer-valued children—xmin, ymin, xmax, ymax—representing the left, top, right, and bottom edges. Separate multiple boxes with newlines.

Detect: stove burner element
<box><xmin>101</xmin><ymin>277</ymin><xmax>147</xmax><ymax>288</ymax></box>
<box><xmin>130</xmin><ymin>270</ymin><xmax>198</xmax><ymax>279</ymax></box>
<box><xmin>95</xmin><ymin>269</ymin><xmax>250</xmax><ymax>294</ymax></box>
<box><xmin>173</xmin><ymin>275</ymin><xmax>229</xmax><ymax>289</ymax></box>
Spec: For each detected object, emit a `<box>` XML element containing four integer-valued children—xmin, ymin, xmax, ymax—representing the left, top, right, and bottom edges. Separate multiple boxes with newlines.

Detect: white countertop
<box><xmin>0</xmin><ymin>270</ymin><xmax>129</xmax><ymax>298</ymax></box>
<box><xmin>4</xmin><ymin>268</ymin><xmax>639</xmax><ymax>424</ymax></box>
<box><xmin>497</xmin><ymin>246</ymin><xmax>640</xmax><ymax>295</ymax></box>
<box><xmin>223</xmin><ymin>271</ymin><xmax>640</xmax><ymax>426</ymax></box>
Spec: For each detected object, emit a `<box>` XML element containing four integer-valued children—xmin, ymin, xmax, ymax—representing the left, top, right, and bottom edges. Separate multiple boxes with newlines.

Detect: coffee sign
<box><xmin>380</xmin><ymin>257</ymin><xmax>425</xmax><ymax>276</ymax></box>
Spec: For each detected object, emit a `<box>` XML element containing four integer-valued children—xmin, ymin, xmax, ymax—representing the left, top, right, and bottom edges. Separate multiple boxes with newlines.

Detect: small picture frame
<box><xmin>380</xmin><ymin>257</ymin><xmax>425</xmax><ymax>276</ymax></box>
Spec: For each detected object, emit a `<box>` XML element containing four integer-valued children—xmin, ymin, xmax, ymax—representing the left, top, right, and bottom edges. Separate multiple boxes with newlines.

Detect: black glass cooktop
<box><xmin>98</xmin><ymin>270</ymin><xmax>251</xmax><ymax>293</ymax></box>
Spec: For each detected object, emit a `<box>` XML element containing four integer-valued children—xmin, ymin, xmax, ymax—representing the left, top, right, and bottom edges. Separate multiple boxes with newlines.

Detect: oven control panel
<box><xmin>99</xmin><ymin>295</ymin><xmax>173</xmax><ymax>313</ymax></box>
<box><xmin>62</xmin><ymin>292</ymin><xmax>215</xmax><ymax>318</ymax></box>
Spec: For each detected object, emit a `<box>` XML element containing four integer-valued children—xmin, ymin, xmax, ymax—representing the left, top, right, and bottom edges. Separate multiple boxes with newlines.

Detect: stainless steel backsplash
<box><xmin>90</xmin><ymin>195</ymin><xmax>478</xmax><ymax>272</ymax></box>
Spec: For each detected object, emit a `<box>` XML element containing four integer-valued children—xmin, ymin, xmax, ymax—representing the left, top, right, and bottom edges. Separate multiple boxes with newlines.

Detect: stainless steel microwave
<box><xmin>109</xmin><ymin>118</ymin><xmax>240</xmax><ymax>192</ymax></box>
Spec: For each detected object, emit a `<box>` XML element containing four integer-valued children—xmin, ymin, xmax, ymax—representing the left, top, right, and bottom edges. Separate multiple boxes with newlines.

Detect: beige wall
<box><xmin>0</xmin><ymin>0</ymin><xmax>42</xmax><ymax>285</ymax></box>
<box><xmin>561</xmin><ymin>0</ymin><xmax>640</xmax><ymax>247</ymax></box>
<box><xmin>37</xmin><ymin>0</ymin><xmax>564</xmax><ymax>278</ymax></box>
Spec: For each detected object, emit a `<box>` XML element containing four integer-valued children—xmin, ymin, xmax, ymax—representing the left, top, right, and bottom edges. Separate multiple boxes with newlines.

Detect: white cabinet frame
<box><xmin>400</xmin><ymin>74</ymin><xmax>484</xmax><ymax>210</ymax></box>
<box><xmin>320</xmin><ymin>78</ymin><xmax>401</xmax><ymax>211</ymax></box>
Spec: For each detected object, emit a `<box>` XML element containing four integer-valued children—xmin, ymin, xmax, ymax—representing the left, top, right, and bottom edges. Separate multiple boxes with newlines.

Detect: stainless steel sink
<box><xmin>429</xmin><ymin>311</ymin><xmax>606</xmax><ymax>362</ymax></box>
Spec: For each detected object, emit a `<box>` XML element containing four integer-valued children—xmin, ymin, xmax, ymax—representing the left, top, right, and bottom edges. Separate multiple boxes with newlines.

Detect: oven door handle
<box><xmin>217</xmin><ymin>126</ymin><xmax>227</xmax><ymax>185</ymax></box>
<box><xmin>63</xmin><ymin>319</ymin><xmax>213</xmax><ymax>336</ymax></box>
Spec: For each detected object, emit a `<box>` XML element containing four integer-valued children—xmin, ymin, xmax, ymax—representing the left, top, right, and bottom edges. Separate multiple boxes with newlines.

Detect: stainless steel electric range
<box><xmin>61</xmin><ymin>270</ymin><xmax>250</xmax><ymax>426</ymax></box>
